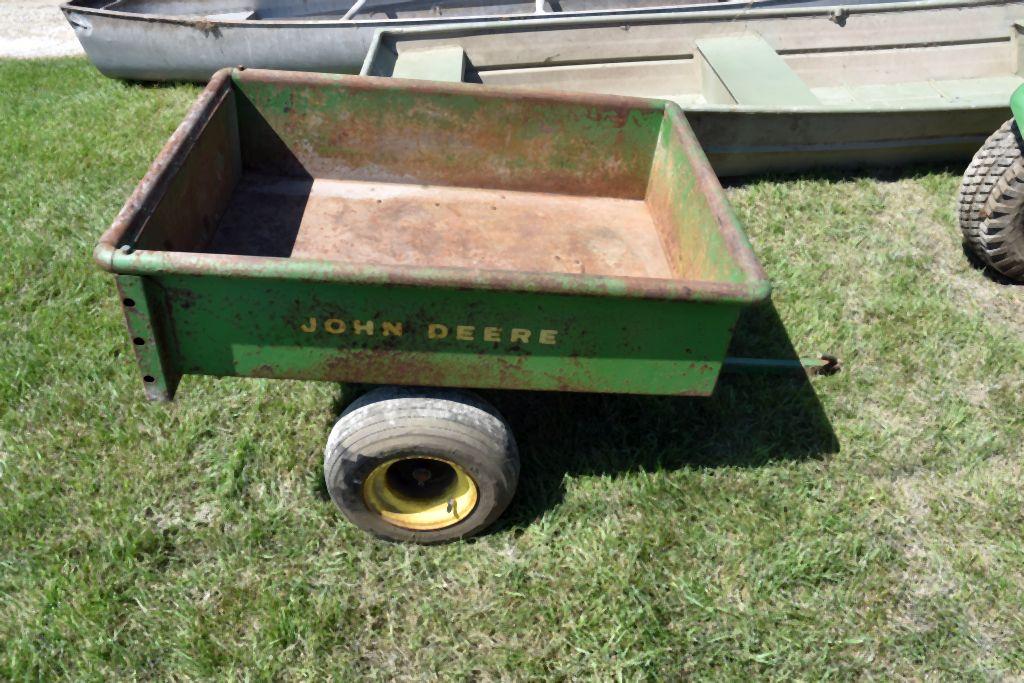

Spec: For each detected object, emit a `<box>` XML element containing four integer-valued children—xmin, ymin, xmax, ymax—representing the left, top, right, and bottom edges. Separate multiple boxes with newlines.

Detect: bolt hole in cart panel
<box><xmin>96</xmin><ymin>69</ymin><xmax>768</xmax><ymax>399</ymax></box>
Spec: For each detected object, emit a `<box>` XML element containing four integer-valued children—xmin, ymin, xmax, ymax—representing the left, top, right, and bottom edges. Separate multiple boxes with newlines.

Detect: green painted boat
<box><xmin>361</xmin><ymin>0</ymin><xmax>1024</xmax><ymax>175</ymax></box>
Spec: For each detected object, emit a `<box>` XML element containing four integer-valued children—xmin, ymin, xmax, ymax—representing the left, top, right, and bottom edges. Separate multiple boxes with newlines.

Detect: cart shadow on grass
<box><xmin>317</xmin><ymin>299</ymin><xmax>839</xmax><ymax>535</ymax></box>
<box><xmin>487</xmin><ymin>300</ymin><xmax>839</xmax><ymax>532</ymax></box>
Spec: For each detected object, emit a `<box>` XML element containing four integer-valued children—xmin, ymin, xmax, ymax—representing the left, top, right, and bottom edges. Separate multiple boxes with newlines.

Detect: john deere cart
<box><xmin>96</xmin><ymin>68</ymin><xmax>835</xmax><ymax>542</ymax></box>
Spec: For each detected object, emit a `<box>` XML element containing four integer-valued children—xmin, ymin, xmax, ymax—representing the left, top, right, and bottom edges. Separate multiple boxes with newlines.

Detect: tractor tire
<box><xmin>958</xmin><ymin>119</ymin><xmax>1024</xmax><ymax>280</ymax></box>
<box><xmin>958</xmin><ymin>119</ymin><xmax>1020</xmax><ymax>254</ymax></box>
<box><xmin>323</xmin><ymin>387</ymin><xmax>519</xmax><ymax>544</ymax></box>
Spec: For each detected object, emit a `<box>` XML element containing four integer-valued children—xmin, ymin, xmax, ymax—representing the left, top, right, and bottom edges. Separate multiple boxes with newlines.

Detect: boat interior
<box><xmin>366</xmin><ymin>7</ymin><xmax>1024</xmax><ymax>109</ymax></box>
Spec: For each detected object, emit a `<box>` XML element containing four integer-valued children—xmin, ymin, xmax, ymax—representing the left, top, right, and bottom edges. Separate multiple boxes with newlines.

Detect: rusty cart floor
<box><xmin>207</xmin><ymin>174</ymin><xmax>676</xmax><ymax>280</ymax></box>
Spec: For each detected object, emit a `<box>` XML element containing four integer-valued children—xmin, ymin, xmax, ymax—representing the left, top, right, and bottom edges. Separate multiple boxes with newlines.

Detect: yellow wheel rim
<box><xmin>362</xmin><ymin>456</ymin><xmax>479</xmax><ymax>531</ymax></box>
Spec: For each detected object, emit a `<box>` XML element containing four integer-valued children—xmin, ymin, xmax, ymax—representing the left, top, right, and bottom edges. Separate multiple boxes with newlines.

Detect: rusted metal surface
<box><xmin>208</xmin><ymin>176</ymin><xmax>678</xmax><ymax>279</ymax></box>
<box><xmin>97</xmin><ymin>68</ymin><xmax>769</xmax><ymax>399</ymax></box>
<box><xmin>232</xmin><ymin>69</ymin><xmax>664</xmax><ymax>200</ymax></box>
<box><xmin>99</xmin><ymin>69</ymin><xmax>768</xmax><ymax>302</ymax></box>
<box><xmin>94</xmin><ymin>69</ymin><xmax>235</xmax><ymax>268</ymax></box>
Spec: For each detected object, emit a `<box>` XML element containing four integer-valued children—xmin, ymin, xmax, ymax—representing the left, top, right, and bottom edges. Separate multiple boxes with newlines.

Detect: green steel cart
<box><xmin>96</xmin><ymin>68</ymin><xmax>829</xmax><ymax>542</ymax></box>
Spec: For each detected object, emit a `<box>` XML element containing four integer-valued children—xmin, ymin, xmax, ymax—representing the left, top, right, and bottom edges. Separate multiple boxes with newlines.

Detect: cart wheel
<box><xmin>958</xmin><ymin>119</ymin><xmax>1024</xmax><ymax>280</ymax></box>
<box><xmin>323</xmin><ymin>387</ymin><xmax>519</xmax><ymax>544</ymax></box>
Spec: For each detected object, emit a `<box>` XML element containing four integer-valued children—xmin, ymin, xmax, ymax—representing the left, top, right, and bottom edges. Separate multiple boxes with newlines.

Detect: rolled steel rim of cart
<box><xmin>95</xmin><ymin>68</ymin><xmax>832</xmax><ymax>543</ymax></box>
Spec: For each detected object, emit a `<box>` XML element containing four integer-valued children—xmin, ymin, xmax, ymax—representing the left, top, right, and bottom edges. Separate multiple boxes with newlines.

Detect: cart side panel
<box><xmin>647</xmin><ymin>110</ymin><xmax>748</xmax><ymax>285</ymax></box>
<box><xmin>116</xmin><ymin>275</ymin><xmax>181</xmax><ymax>401</ymax></box>
<box><xmin>155</xmin><ymin>275</ymin><xmax>741</xmax><ymax>396</ymax></box>
<box><xmin>133</xmin><ymin>88</ymin><xmax>242</xmax><ymax>253</ymax></box>
<box><xmin>230</xmin><ymin>71</ymin><xmax>664</xmax><ymax>199</ymax></box>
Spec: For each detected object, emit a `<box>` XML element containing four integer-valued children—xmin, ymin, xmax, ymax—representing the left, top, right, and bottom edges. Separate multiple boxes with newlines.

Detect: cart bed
<box><xmin>210</xmin><ymin>175</ymin><xmax>676</xmax><ymax>279</ymax></box>
<box><xmin>96</xmin><ymin>69</ymin><xmax>769</xmax><ymax>401</ymax></box>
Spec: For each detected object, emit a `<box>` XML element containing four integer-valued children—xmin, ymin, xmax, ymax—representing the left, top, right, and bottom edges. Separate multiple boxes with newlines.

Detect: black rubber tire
<box><xmin>958</xmin><ymin>119</ymin><xmax>1024</xmax><ymax>280</ymax></box>
<box><xmin>323</xmin><ymin>387</ymin><xmax>519</xmax><ymax>544</ymax></box>
<box><xmin>958</xmin><ymin>119</ymin><xmax>1020</xmax><ymax>256</ymax></box>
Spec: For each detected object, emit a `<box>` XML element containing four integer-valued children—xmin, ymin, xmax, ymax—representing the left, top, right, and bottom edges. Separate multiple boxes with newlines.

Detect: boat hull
<box><xmin>686</xmin><ymin>106</ymin><xmax>1008</xmax><ymax>176</ymax></box>
<box><xmin>61</xmin><ymin>0</ymin><xmax>925</xmax><ymax>81</ymax></box>
<box><xmin>357</xmin><ymin>0</ymin><xmax>1024</xmax><ymax>174</ymax></box>
<box><xmin>63</xmin><ymin>12</ymin><xmax>386</xmax><ymax>80</ymax></box>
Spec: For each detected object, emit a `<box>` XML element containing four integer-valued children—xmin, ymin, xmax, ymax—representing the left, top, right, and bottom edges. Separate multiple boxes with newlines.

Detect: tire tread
<box><xmin>323</xmin><ymin>387</ymin><xmax>519</xmax><ymax>543</ymax></box>
<box><xmin>959</xmin><ymin>120</ymin><xmax>1018</xmax><ymax>249</ymax></box>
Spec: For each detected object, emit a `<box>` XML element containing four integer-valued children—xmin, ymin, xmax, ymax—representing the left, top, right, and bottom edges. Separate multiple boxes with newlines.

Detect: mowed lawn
<box><xmin>2</xmin><ymin>58</ymin><xmax>1023</xmax><ymax>680</ymax></box>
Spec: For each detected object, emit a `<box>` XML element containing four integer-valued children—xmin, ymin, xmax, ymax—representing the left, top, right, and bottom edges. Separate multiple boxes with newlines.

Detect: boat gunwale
<box><xmin>59</xmin><ymin>0</ymin><xmax>1001</xmax><ymax>29</ymax></box>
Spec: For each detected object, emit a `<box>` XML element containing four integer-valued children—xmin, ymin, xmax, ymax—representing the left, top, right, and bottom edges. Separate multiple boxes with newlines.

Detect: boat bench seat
<box><xmin>393</xmin><ymin>46</ymin><xmax>466</xmax><ymax>83</ymax></box>
<box><xmin>695</xmin><ymin>34</ymin><xmax>819</xmax><ymax>106</ymax></box>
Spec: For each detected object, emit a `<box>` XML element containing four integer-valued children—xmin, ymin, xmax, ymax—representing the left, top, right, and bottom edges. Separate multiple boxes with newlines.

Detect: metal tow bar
<box><xmin>722</xmin><ymin>354</ymin><xmax>841</xmax><ymax>377</ymax></box>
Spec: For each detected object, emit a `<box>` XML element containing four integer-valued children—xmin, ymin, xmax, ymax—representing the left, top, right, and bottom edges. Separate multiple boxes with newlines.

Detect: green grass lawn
<box><xmin>2</xmin><ymin>57</ymin><xmax>1023</xmax><ymax>680</ymax></box>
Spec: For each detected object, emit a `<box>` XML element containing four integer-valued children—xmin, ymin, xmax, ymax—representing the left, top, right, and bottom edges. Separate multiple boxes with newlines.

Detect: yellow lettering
<box><xmin>539</xmin><ymin>329</ymin><xmax>558</xmax><ymax>345</ymax></box>
<box><xmin>305</xmin><ymin>318</ymin><xmax>553</xmax><ymax>345</ymax></box>
<box><xmin>510</xmin><ymin>328</ymin><xmax>531</xmax><ymax>343</ymax></box>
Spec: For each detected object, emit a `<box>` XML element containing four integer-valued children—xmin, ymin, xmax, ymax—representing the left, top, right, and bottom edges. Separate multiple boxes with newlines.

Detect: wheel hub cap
<box><xmin>362</xmin><ymin>456</ymin><xmax>479</xmax><ymax>531</ymax></box>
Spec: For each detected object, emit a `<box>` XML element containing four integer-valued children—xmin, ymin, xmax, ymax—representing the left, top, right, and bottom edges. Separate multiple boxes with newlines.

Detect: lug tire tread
<box><xmin>958</xmin><ymin>119</ymin><xmax>1020</xmax><ymax>255</ymax></box>
<box><xmin>964</xmin><ymin>119</ymin><xmax>1024</xmax><ymax>281</ymax></box>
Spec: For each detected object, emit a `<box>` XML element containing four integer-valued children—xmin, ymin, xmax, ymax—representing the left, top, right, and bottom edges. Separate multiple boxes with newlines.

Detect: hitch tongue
<box><xmin>721</xmin><ymin>354</ymin><xmax>842</xmax><ymax>377</ymax></box>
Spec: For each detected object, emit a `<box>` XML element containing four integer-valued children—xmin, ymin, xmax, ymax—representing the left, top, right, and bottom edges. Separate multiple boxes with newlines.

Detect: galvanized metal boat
<box><xmin>361</xmin><ymin>0</ymin><xmax>1024</xmax><ymax>175</ymax></box>
<box><xmin>63</xmin><ymin>0</ymin><xmax>920</xmax><ymax>81</ymax></box>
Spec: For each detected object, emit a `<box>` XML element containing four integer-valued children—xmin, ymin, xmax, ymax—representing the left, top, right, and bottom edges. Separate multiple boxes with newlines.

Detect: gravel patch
<box><xmin>0</xmin><ymin>0</ymin><xmax>84</xmax><ymax>58</ymax></box>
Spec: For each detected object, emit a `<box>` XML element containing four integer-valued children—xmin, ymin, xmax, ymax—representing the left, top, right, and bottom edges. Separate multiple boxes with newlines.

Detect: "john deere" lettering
<box><xmin>299</xmin><ymin>318</ymin><xmax>558</xmax><ymax>345</ymax></box>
